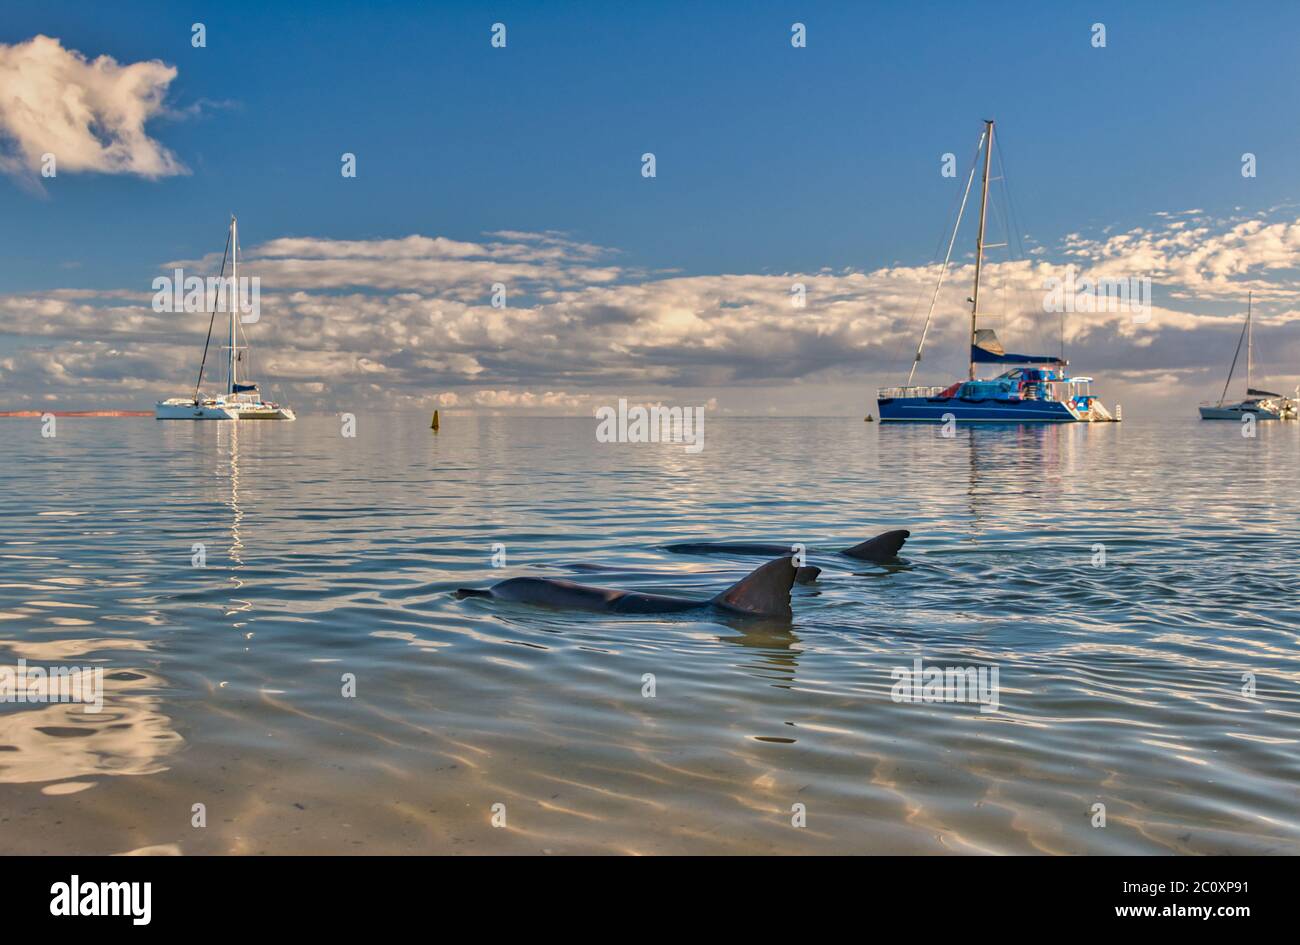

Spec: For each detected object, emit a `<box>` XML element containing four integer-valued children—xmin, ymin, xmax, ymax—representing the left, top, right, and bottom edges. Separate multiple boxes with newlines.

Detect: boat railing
<box><xmin>877</xmin><ymin>386</ymin><xmax>947</xmax><ymax>399</ymax></box>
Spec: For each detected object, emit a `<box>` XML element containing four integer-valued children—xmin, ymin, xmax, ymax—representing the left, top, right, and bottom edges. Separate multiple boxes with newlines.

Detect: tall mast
<box><xmin>1217</xmin><ymin>294</ymin><xmax>1250</xmax><ymax>408</ymax></box>
<box><xmin>229</xmin><ymin>215</ymin><xmax>238</xmax><ymax>396</ymax></box>
<box><xmin>1246</xmin><ymin>290</ymin><xmax>1252</xmax><ymax>393</ymax></box>
<box><xmin>969</xmin><ymin>119</ymin><xmax>994</xmax><ymax>381</ymax></box>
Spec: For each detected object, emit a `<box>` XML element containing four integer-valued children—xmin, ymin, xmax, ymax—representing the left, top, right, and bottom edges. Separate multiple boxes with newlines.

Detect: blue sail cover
<box><xmin>232</xmin><ymin>382</ymin><xmax>258</xmax><ymax>392</ymax></box>
<box><xmin>971</xmin><ymin>346</ymin><xmax>1064</xmax><ymax>364</ymax></box>
<box><xmin>971</xmin><ymin>328</ymin><xmax>1063</xmax><ymax>365</ymax></box>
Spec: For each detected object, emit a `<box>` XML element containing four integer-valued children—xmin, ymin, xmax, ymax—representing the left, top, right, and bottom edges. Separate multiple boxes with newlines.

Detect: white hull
<box><xmin>155</xmin><ymin>398</ymin><xmax>295</xmax><ymax>421</ymax></box>
<box><xmin>1199</xmin><ymin>402</ymin><xmax>1284</xmax><ymax>421</ymax></box>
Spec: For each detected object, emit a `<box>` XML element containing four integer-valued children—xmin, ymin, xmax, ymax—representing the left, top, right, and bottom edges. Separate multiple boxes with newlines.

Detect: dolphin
<box><xmin>663</xmin><ymin>529</ymin><xmax>910</xmax><ymax>575</ymax></box>
<box><xmin>455</xmin><ymin>556</ymin><xmax>798</xmax><ymax>618</ymax></box>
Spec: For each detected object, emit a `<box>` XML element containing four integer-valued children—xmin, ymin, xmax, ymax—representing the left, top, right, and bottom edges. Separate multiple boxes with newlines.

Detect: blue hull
<box><xmin>877</xmin><ymin>396</ymin><xmax>1077</xmax><ymax>423</ymax></box>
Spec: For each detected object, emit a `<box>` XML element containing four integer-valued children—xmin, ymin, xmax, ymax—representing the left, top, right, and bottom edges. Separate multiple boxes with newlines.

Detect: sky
<box><xmin>2</xmin><ymin>0</ymin><xmax>1299</xmax><ymax>415</ymax></box>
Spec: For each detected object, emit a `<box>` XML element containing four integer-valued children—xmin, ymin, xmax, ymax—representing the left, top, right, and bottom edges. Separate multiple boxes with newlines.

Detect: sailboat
<box><xmin>877</xmin><ymin>120</ymin><xmax>1117</xmax><ymax>423</ymax></box>
<box><xmin>1199</xmin><ymin>293</ymin><xmax>1297</xmax><ymax>420</ymax></box>
<box><xmin>155</xmin><ymin>216</ymin><xmax>296</xmax><ymax>421</ymax></box>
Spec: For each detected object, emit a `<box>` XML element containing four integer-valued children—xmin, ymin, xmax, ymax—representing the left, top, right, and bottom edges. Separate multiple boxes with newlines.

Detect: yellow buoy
<box><xmin>431</xmin><ymin>409</ymin><xmax>440</xmax><ymax>431</ymax></box>
<box><xmin>864</xmin><ymin>414</ymin><xmax>874</xmax><ymax>422</ymax></box>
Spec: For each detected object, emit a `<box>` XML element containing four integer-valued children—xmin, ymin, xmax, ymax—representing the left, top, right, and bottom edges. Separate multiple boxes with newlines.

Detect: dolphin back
<box><xmin>711</xmin><ymin>556</ymin><xmax>796</xmax><ymax>618</ymax></box>
<box><xmin>463</xmin><ymin>576</ymin><xmax>624</xmax><ymax>611</ymax></box>
<box><xmin>663</xmin><ymin>541</ymin><xmax>792</xmax><ymax>556</ymax></box>
<box><xmin>840</xmin><ymin>529</ymin><xmax>910</xmax><ymax>562</ymax></box>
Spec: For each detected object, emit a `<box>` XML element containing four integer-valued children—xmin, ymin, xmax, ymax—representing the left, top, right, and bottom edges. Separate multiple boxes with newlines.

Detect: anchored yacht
<box><xmin>877</xmin><ymin>120</ymin><xmax>1118</xmax><ymax>423</ymax></box>
<box><xmin>156</xmin><ymin>216</ymin><xmax>295</xmax><ymax>421</ymax></box>
<box><xmin>1199</xmin><ymin>292</ymin><xmax>1296</xmax><ymax>421</ymax></box>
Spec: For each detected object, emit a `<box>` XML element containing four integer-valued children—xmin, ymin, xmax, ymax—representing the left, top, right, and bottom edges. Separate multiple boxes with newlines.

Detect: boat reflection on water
<box><xmin>967</xmin><ymin>423</ymin><xmax>1054</xmax><ymax>532</ymax></box>
<box><xmin>218</xmin><ymin>423</ymin><xmax>254</xmax><ymax>637</ymax></box>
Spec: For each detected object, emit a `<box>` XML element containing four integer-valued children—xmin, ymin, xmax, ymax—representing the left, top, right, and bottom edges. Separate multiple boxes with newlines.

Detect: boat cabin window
<box><xmin>998</xmin><ymin>368</ymin><xmax>1054</xmax><ymax>382</ymax></box>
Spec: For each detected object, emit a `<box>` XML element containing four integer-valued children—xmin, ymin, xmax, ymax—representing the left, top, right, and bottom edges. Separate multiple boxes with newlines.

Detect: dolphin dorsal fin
<box><xmin>841</xmin><ymin>529</ymin><xmax>910</xmax><ymax>562</ymax></box>
<box><xmin>712</xmin><ymin>556</ymin><xmax>795</xmax><ymax>617</ymax></box>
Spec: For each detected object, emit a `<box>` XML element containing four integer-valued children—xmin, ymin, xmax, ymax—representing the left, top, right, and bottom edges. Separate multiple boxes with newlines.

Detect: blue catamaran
<box><xmin>877</xmin><ymin>120</ymin><xmax>1117</xmax><ymax>424</ymax></box>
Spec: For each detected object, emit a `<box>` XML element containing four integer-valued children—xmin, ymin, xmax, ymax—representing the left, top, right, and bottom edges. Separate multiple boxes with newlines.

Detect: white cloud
<box><xmin>0</xmin><ymin>35</ymin><xmax>185</xmax><ymax>185</ymax></box>
<box><xmin>166</xmin><ymin>233</ymin><xmax>622</xmax><ymax>298</ymax></box>
<box><xmin>1063</xmin><ymin>208</ymin><xmax>1300</xmax><ymax>301</ymax></box>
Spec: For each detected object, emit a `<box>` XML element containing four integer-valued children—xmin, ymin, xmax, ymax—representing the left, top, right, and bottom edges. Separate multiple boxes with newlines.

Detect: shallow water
<box><xmin>0</xmin><ymin>414</ymin><xmax>1297</xmax><ymax>854</ymax></box>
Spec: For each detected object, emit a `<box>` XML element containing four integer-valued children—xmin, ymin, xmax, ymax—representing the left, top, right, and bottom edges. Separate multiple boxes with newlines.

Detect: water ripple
<box><xmin>0</xmin><ymin>415</ymin><xmax>1296</xmax><ymax>853</ymax></box>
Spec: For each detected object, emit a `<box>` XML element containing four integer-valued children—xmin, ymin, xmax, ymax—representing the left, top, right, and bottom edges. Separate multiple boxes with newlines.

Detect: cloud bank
<box><xmin>2</xmin><ymin>212</ymin><xmax>1299</xmax><ymax>416</ymax></box>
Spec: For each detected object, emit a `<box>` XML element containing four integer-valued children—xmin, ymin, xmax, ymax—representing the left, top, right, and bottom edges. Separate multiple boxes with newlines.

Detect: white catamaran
<box><xmin>1199</xmin><ymin>292</ymin><xmax>1296</xmax><ymax>421</ymax></box>
<box><xmin>156</xmin><ymin>216</ymin><xmax>295</xmax><ymax>421</ymax></box>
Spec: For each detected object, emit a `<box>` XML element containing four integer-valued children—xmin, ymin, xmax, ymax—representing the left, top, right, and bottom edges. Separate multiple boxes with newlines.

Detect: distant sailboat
<box><xmin>1199</xmin><ymin>292</ymin><xmax>1296</xmax><ymax>421</ymax></box>
<box><xmin>156</xmin><ymin>216</ymin><xmax>295</xmax><ymax>421</ymax></box>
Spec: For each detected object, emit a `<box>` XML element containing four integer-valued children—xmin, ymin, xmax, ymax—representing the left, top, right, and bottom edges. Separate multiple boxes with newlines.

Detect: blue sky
<box><xmin>2</xmin><ymin>1</ymin><xmax>1300</xmax><ymax>413</ymax></box>
<box><xmin>8</xmin><ymin>0</ymin><xmax>1299</xmax><ymax>287</ymax></box>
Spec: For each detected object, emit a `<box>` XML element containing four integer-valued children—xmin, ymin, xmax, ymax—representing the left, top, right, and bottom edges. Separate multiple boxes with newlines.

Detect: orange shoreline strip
<box><xmin>0</xmin><ymin>410</ymin><xmax>153</xmax><ymax>417</ymax></box>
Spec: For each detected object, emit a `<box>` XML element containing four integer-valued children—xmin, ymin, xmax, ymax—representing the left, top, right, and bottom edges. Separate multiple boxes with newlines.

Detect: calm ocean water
<box><xmin>1</xmin><ymin>414</ymin><xmax>1297</xmax><ymax>854</ymax></box>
